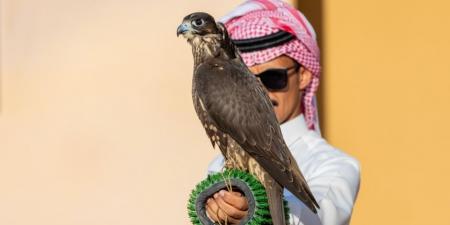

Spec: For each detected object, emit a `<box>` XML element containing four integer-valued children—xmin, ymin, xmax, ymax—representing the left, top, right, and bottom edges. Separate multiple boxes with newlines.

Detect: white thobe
<box><xmin>207</xmin><ymin>114</ymin><xmax>360</xmax><ymax>225</ymax></box>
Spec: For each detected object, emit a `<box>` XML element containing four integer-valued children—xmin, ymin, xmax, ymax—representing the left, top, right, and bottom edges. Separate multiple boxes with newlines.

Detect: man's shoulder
<box><xmin>207</xmin><ymin>131</ymin><xmax>361</xmax><ymax>176</ymax></box>
<box><xmin>294</xmin><ymin>131</ymin><xmax>360</xmax><ymax>176</ymax></box>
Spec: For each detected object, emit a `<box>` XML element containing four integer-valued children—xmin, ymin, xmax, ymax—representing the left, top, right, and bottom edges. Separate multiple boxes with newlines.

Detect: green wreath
<box><xmin>187</xmin><ymin>169</ymin><xmax>289</xmax><ymax>225</ymax></box>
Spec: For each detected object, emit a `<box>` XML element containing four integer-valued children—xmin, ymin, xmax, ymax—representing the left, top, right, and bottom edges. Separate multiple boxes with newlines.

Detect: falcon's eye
<box><xmin>192</xmin><ymin>18</ymin><xmax>205</xmax><ymax>27</ymax></box>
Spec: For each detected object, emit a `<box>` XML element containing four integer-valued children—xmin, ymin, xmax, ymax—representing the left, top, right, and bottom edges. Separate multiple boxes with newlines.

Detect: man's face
<box><xmin>249</xmin><ymin>55</ymin><xmax>312</xmax><ymax>124</ymax></box>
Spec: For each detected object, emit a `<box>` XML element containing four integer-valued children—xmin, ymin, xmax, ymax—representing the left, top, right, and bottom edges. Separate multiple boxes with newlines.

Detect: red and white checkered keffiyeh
<box><xmin>221</xmin><ymin>0</ymin><xmax>321</xmax><ymax>132</ymax></box>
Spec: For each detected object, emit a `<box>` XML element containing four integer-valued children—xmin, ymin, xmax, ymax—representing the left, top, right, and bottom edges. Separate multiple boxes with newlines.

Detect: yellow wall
<box><xmin>1</xmin><ymin>0</ymin><xmax>449</xmax><ymax>225</ymax></box>
<box><xmin>320</xmin><ymin>0</ymin><xmax>450</xmax><ymax>224</ymax></box>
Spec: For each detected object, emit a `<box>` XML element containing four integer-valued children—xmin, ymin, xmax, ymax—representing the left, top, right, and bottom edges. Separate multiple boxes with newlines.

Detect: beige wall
<box><xmin>1</xmin><ymin>0</ymin><xmax>450</xmax><ymax>225</ymax></box>
<box><xmin>0</xmin><ymin>0</ymin><xmax>243</xmax><ymax>224</ymax></box>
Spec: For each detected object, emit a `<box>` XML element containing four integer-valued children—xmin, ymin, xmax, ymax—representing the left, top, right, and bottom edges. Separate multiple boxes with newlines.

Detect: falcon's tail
<box><xmin>266</xmin><ymin>179</ymin><xmax>287</xmax><ymax>225</ymax></box>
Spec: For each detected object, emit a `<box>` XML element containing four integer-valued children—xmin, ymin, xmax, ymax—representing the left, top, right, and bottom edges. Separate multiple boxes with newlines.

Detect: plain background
<box><xmin>1</xmin><ymin>0</ymin><xmax>449</xmax><ymax>225</ymax></box>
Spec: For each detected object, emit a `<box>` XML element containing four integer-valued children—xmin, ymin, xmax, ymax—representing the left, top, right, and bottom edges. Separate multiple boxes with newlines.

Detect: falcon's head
<box><xmin>177</xmin><ymin>12</ymin><xmax>221</xmax><ymax>41</ymax></box>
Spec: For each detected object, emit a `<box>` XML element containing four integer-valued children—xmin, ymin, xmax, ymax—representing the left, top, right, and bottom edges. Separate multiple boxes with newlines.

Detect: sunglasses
<box><xmin>255</xmin><ymin>62</ymin><xmax>301</xmax><ymax>90</ymax></box>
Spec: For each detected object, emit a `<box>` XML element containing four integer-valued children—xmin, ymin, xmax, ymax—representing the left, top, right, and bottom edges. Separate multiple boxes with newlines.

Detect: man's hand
<box><xmin>205</xmin><ymin>190</ymin><xmax>249</xmax><ymax>224</ymax></box>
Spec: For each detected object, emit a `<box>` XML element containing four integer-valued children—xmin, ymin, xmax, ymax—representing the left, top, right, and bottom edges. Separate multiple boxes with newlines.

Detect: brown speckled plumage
<box><xmin>178</xmin><ymin>12</ymin><xmax>319</xmax><ymax>225</ymax></box>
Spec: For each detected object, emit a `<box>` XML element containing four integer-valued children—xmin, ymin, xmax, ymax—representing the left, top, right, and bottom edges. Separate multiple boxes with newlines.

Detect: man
<box><xmin>205</xmin><ymin>1</ymin><xmax>360</xmax><ymax>225</ymax></box>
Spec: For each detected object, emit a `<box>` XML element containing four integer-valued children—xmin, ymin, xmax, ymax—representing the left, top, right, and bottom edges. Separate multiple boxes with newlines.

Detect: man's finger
<box><xmin>230</xmin><ymin>191</ymin><xmax>242</xmax><ymax>197</ymax></box>
<box><xmin>207</xmin><ymin>197</ymin><xmax>240</xmax><ymax>224</ymax></box>
<box><xmin>216</xmin><ymin>207</ymin><xmax>240</xmax><ymax>224</ymax></box>
<box><xmin>206</xmin><ymin>199</ymin><xmax>220</xmax><ymax>222</ymax></box>
<box><xmin>215</xmin><ymin>193</ymin><xmax>248</xmax><ymax>219</ymax></box>
<box><xmin>218</xmin><ymin>190</ymin><xmax>249</xmax><ymax>210</ymax></box>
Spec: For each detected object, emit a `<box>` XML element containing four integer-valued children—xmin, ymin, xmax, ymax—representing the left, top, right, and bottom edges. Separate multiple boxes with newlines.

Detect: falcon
<box><xmin>177</xmin><ymin>12</ymin><xmax>319</xmax><ymax>225</ymax></box>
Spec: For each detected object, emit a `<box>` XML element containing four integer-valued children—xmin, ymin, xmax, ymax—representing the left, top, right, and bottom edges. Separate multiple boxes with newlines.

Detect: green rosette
<box><xmin>187</xmin><ymin>169</ymin><xmax>289</xmax><ymax>225</ymax></box>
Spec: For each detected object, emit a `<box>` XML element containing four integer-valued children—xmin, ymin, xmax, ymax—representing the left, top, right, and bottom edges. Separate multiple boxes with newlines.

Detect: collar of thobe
<box><xmin>280</xmin><ymin>114</ymin><xmax>310</xmax><ymax>147</ymax></box>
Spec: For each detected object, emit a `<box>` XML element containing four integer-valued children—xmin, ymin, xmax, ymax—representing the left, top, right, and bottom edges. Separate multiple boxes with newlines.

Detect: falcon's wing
<box><xmin>193</xmin><ymin>86</ymin><xmax>229</xmax><ymax>157</ymax></box>
<box><xmin>194</xmin><ymin>58</ymin><xmax>319</xmax><ymax>212</ymax></box>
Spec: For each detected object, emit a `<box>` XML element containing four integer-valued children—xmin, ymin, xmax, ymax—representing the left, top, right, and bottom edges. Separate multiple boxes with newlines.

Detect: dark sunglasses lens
<box><xmin>259</xmin><ymin>69</ymin><xmax>288</xmax><ymax>90</ymax></box>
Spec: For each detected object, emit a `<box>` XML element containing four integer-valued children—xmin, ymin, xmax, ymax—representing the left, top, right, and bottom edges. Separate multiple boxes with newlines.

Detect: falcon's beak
<box><xmin>177</xmin><ymin>22</ymin><xmax>191</xmax><ymax>37</ymax></box>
